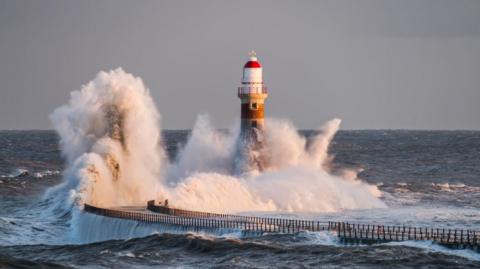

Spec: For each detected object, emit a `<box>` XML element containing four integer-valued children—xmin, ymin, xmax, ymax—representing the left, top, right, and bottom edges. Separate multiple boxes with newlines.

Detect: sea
<box><xmin>0</xmin><ymin>130</ymin><xmax>479</xmax><ymax>268</ymax></box>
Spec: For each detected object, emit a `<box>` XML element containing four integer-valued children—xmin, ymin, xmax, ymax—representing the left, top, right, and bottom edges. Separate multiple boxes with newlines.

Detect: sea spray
<box><xmin>50</xmin><ymin>68</ymin><xmax>166</xmax><ymax>208</ymax></box>
<box><xmin>168</xmin><ymin>117</ymin><xmax>385</xmax><ymax>213</ymax></box>
<box><xmin>50</xmin><ymin>68</ymin><xmax>385</xmax><ymax>216</ymax></box>
<box><xmin>307</xmin><ymin>118</ymin><xmax>342</xmax><ymax>169</ymax></box>
<box><xmin>166</xmin><ymin>115</ymin><xmax>239</xmax><ymax>183</ymax></box>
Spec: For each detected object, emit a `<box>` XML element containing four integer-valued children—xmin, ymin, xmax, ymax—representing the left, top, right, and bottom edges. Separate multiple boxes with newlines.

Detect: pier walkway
<box><xmin>83</xmin><ymin>203</ymin><xmax>479</xmax><ymax>251</ymax></box>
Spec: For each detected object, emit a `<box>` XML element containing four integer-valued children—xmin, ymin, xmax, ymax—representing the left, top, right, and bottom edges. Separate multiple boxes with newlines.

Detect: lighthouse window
<box><xmin>250</xmin><ymin>102</ymin><xmax>258</xmax><ymax>110</ymax></box>
<box><xmin>251</xmin><ymin>121</ymin><xmax>257</xmax><ymax>128</ymax></box>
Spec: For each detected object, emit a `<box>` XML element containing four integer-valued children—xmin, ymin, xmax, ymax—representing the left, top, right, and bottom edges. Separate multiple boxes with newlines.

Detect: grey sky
<box><xmin>1</xmin><ymin>0</ymin><xmax>479</xmax><ymax>130</ymax></box>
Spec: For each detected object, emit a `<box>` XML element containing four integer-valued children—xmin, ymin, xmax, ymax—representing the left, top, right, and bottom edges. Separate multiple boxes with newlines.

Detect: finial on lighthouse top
<box><xmin>248</xmin><ymin>50</ymin><xmax>257</xmax><ymax>61</ymax></box>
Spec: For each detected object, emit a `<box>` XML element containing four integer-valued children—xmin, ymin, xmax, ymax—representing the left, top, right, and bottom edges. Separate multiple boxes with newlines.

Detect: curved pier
<box><xmin>84</xmin><ymin>203</ymin><xmax>479</xmax><ymax>251</ymax></box>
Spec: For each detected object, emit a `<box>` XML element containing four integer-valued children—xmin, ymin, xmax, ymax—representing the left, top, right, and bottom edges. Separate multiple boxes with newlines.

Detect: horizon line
<box><xmin>1</xmin><ymin>128</ymin><xmax>479</xmax><ymax>132</ymax></box>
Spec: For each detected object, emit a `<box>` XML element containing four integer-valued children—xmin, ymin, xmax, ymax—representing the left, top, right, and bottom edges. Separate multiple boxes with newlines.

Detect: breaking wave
<box><xmin>48</xmin><ymin>68</ymin><xmax>385</xmax><ymax>217</ymax></box>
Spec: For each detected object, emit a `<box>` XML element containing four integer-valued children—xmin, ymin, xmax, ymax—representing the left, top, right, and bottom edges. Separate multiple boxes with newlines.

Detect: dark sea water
<box><xmin>0</xmin><ymin>130</ymin><xmax>479</xmax><ymax>268</ymax></box>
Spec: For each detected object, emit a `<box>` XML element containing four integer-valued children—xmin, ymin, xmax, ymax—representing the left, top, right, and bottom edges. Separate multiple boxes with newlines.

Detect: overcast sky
<box><xmin>1</xmin><ymin>0</ymin><xmax>479</xmax><ymax>130</ymax></box>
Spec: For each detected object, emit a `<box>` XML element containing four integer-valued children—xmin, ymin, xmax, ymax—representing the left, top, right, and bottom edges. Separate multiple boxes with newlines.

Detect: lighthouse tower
<box><xmin>238</xmin><ymin>51</ymin><xmax>268</xmax><ymax>139</ymax></box>
<box><xmin>235</xmin><ymin>51</ymin><xmax>268</xmax><ymax>172</ymax></box>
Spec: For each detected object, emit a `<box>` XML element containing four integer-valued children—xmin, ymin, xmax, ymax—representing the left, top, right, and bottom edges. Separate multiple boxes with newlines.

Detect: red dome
<box><xmin>244</xmin><ymin>61</ymin><xmax>262</xmax><ymax>68</ymax></box>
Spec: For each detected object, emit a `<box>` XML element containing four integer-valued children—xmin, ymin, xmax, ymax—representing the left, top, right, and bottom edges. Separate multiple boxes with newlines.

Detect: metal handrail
<box><xmin>238</xmin><ymin>86</ymin><xmax>268</xmax><ymax>95</ymax></box>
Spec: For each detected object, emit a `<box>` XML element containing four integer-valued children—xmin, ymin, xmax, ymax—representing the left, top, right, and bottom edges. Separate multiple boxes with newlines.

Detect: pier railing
<box><xmin>332</xmin><ymin>222</ymin><xmax>479</xmax><ymax>247</ymax></box>
<box><xmin>84</xmin><ymin>203</ymin><xmax>479</xmax><ymax>250</ymax></box>
<box><xmin>147</xmin><ymin>200</ymin><xmax>311</xmax><ymax>226</ymax></box>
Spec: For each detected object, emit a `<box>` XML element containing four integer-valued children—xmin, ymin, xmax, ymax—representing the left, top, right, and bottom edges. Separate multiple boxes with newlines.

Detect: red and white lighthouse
<box><xmin>235</xmin><ymin>51</ymin><xmax>268</xmax><ymax>172</ymax></box>
<box><xmin>238</xmin><ymin>51</ymin><xmax>268</xmax><ymax>136</ymax></box>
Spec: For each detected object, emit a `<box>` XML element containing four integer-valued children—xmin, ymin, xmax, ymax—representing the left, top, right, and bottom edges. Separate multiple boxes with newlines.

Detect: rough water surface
<box><xmin>0</xmin><ymin>130</ymin><xmax>479</xmax><ymax>268</ymax></box>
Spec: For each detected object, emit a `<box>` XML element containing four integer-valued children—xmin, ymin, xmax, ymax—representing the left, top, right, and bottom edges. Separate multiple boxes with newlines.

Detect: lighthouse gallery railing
<box><xmin>238</xmin><ymin>86</ymin><xmax>268</xmax><ymax>95</ymax></box>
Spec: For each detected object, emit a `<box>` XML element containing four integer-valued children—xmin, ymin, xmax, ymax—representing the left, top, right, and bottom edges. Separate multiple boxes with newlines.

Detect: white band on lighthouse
<box><xmin>242</xmin><ymin>68</ymin><xmax>263</xmax><ymax>84</ymax></box>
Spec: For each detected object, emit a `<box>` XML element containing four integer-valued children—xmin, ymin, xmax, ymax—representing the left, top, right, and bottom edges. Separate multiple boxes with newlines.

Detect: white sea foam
<box><xmin>166</xmin><ymin>116</ymin><xmax>384</xmax><ymax>213</ymax></box>
<box><xmin>2</xmin><ymin>168</ymin><xmax>30</xmax><ymax>178</ymax></box>
<box><xmin>386</xmin><ymin>240</ymin><xmax>480</xmax><ymax>261</ymax></box>
<box><xmin>300</xmin><ymin>231</ymin><xmax>340</xmax><ymax>246</ymax></box>
<box><xmin>431</xmin><ymin>182</ymin><xmax>469</xmax><ymax>192</ymax></box>
<box><xmin>49</xmin><ymin>68</ymin><xmax>385</xmax><ymax>226</ymax></box>
<box><xmin>33</xmin><ymin>170</ymin><xmax>61</xmax><ymax>178</ymax></box>
<box><xmin>49</xmin><ymin>68</ymin><xmax>167</xmax><ymax>208</ymax></box>
<box><xmin>71</xmin><ymin>209</ymin><xmax>244</xmax><ymax>243</ymax></box>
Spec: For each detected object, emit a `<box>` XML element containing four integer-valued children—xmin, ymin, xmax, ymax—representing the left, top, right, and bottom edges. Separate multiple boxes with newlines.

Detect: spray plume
<box><xmin>50</xmin><ymin>68</ymin><xmax>166</xmax><ymax>207</ymax></box>
<box><xmin>51</xmin><ymin>69</ymin><xmax>385</xmax><ymax>214</ymax></box>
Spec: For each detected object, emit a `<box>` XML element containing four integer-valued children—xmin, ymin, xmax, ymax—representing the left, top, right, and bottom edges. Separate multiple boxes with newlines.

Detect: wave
<box><xmin>48</xmin><ymin>68</ymin><xmax>384</xmax><ymax>216</ymax></box>
<box><xmin>30</xmin><ymin>68</ymin><xmax>387</xmax><ymax>247</ymax></box>
<box><xmin>385</xmin><ymin>240</ymin><xmax>480</xmax><ymax>262</ymax></box>
<box><xmin>0</xmin><ymin>168</ymin><xmax>29</xmax><ymax>178</ymax></box>
<box><xmin>0</xmin><ymin>168</ymin><xmax>60</xmax><ymax>179</ymax></box>
<box><xmin>2</xmin><ymin>231</ymin><xmax>479</xmax><ymax>268</ymax></box>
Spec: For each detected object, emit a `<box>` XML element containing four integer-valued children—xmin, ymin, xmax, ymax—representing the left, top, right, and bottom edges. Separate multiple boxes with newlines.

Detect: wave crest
<box><xmin>50</xmin><ymin>68</ymin><xmax>385</xmax><ymax>214</ymax></box>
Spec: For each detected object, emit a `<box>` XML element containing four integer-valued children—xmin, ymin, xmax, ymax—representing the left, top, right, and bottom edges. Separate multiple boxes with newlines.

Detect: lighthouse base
<box><xmin>234</xmin><ymin>123</ymin><xmax>266</xmax><ymax>173</ymax></box>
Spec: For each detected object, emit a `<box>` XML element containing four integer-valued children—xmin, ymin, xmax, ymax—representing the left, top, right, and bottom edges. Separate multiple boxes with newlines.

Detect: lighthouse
<box><xmin>235</xmin><ymin>51</ymin><xmax>268</xmax><ymax>172</ymax></box>
<box><xmin>238</xmin><ymin>51</ymin><xmax>268</xmax><ymax>138</ymax></box>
